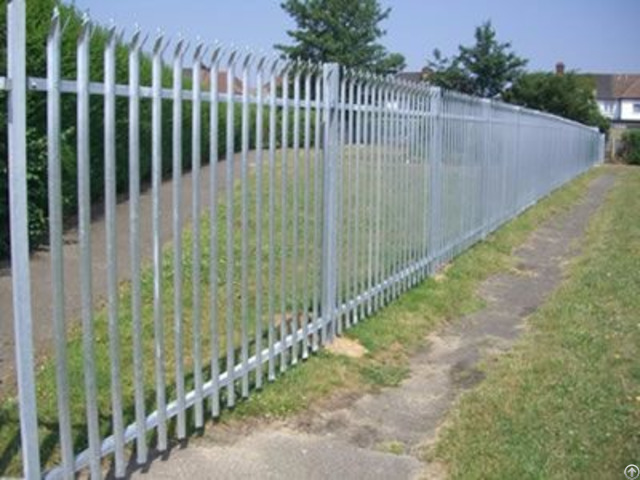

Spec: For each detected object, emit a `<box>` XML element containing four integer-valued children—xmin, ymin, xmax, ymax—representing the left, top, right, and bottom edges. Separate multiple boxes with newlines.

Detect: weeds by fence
<box><xmin>3</xmin><ymin>1</ymin><xmax>603</xmax><ymax>478</ymax></box>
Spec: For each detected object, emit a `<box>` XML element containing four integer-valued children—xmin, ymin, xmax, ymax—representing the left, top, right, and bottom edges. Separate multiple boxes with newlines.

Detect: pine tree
<box><xmin>276</xmin><ymin>0</ymin><xmax>405</xmax><ymax>74</ymax></box>
<box><xmin>427</xmin><ymin>21</ymin><xmax>527</xmax><ymax>98</ymax></box>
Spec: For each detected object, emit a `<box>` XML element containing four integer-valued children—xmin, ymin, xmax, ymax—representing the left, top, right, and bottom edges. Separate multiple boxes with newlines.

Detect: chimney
<box><xmin>555</xmin><ymin>61</ymin><xmax>565</xmax><ymax>76</ymax></box>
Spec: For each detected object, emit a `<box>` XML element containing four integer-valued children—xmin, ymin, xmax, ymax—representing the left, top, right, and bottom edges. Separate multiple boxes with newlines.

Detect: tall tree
<box><xmin>503</xmin><ymin>72</ymin><xmax>610</xmax><ymax>132</ymax></box>
<box><xmin>426</xmin><ymin>21</ymin><xmax>527</xmax><ymax>98</ymax></box>
<box><xmin>276</xmin><ymin>0</ymin><xmax>406</xmax><ymax>74</ymax></box>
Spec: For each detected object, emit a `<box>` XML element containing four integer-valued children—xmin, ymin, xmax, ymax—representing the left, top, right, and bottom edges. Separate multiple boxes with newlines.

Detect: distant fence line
<box><xmin>3</xmin><ymin>1</ymin><xmax>604</xmax><ymax>478</ymax></box>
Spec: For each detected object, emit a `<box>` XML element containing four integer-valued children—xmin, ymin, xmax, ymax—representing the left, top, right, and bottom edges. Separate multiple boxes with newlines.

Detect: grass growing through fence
<box><xmin>0</xmin><ymin>158</ymin><xmax>601</xmax><ymax>476</ymax></box>
<box><xmin>432</xmin><ymin>166</ymin><xmax>639</xmax><ymax>479</ymax></box>
<box><xmin>214</xmin><ymin>167</ymin><xmax>602</xmax><ymax>424</ymax></box>
<box><xmin>0</xmin><ymin>151</ymin><xmax>322</xmax><ymax>475</ymax></box>
<box><xmin>0</xmin><ymin>145</ymin><xmax>416</xmax><ymax>475</ymax></box>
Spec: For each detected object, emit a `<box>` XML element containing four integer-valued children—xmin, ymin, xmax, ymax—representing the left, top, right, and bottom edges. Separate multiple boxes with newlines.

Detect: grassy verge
<box><xmin>434</xmin><ymin>166</ymin><xmax>640</xmax><ymax>479</ymax></box>
<box><xmin>0</xmin><ymin>163</ymin><xmax>602</xmax><ymax>476</ymax></box>
<box><xmin>221</xmin><ymin>168</ymin><xmax>603</xmax><ymax>422</ymax></box>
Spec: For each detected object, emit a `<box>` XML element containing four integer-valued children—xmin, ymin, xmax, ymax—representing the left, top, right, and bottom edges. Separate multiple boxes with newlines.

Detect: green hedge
<box><xmin>620</xmin><ymin>129</ymin><xmax>640</xmax><ymax>166</ymax></box>
<box><xmin>0</xmin><ymin>1</ymin><xmax>315</xmax><ymax>259</ymax></box>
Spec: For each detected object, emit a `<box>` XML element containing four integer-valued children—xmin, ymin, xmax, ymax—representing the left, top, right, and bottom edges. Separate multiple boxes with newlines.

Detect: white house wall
<box><xmin>620</xmin><ymin>98</ymin><xmax>640</xmax><ymax>122</ymax></box>
<box><xmin>597</xmin><ymin>99</ymin><xmax>619</xmax><ymax>119</ymax></box>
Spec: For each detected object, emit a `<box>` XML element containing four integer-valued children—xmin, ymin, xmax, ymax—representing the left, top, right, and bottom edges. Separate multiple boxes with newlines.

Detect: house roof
<box><xmin>591</xmin><ymin>73</ymin><xmax>640</xmax><ymax>99</ymax></box>
<box><xmin>183</xmin><ymin>67</ymin><xmax>244</xmax><ymax>94</ymax></box>
<box><xmin>396</xmin><ymin>71</ymin><xmax>424</xmax><ymax>83</ymax></box>
<box><xmin>396</xmin><ymin>67</ymin><xmax>432</xmax><ymax>83</ymax></box>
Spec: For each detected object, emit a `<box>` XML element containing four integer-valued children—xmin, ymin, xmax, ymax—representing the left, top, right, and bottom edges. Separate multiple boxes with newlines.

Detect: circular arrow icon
<box><xmin>625</xmin><ymin>464</ymin><xmax>640</xmax><ymax>480</ymax></box>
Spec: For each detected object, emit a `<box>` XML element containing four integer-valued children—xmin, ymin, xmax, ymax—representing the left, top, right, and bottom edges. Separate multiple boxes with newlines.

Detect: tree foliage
<box><xmin>426</xmin><ymin>21</ymin><xmax>527</xmax><ymax>98</ymax></box>
<box><xmin>503</xmin><ymin>72</ymin><xmax>610</xmax><ymax>132</ymax></box>
<box><xmin>276</xmin><ymin>0</ymin><xmax>405</xmax><ymax>74</ymax></box>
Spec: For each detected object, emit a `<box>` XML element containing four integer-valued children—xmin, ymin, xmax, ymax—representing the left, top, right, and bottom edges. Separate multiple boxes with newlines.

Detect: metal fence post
<box><xmin>0</xmin><ymin>6</ymin><xmax>605</xmax><ymax>473</ymax></box>
<box><xmin>481</xmin><ymin>98</ymin><xmax>492</xmax><ymax>238</ymax></box>
<box><xmin>7</xmin><ymin>0</ymin><xmax>41</xmax><ymax>478</ymax></box>
<box><xmin>321</xmin><ymin>63</ymin><xmax>340</xmax><ymax>343</ymax></box>
<box><xmin>427</xmin><ymin>86</ymin><xmax>443</xmax><ymax>273</ymax></box>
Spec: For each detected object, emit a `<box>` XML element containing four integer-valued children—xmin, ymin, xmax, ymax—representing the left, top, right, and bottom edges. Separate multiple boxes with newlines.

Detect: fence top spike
<box><xmin>78</xmin><ymin>12</ymin><xmax>92</xmax><ymax>44</ymax></box>
<box><xmin>325</xmin><ymin>65</ymin><xmax>337</xmax><ymax>80</ymax></box>
<box><xmin>173</xmin><ymin>36</ymin><xmax>186</xmax><ymax>59</ymax></box>
<box><xmin>193</xmin><ymin>40</ymin><xmax>205</xmax><ymax>63</ymax></box>
<box><xmin>48</xmin><ymin>7</ymin><xmax>61</xmax><ymax>40</ymax></box>
<box><xmin>140</xmin><ymin>32</ymin><xmax>150</xmax><ymax>50</ymax></box>
<box><xmin>129</xmin><ymin>28</ymin><xmax>143</xmax><ymax>50</ymax></box>
<box><xmin>268</xmin><ymin>56</ymin><xmax>280</xmax><ymax>75</ymax></box>
<box><xmin>226</xmin><ymin>46</ymin><xmax>240</xmax><ymax>68</ymax></box>
<box><xmin>210</xmin><ymin>42</ymin><xmax>225</xmax><ymax>67</ymax></box>
<box><xmin>106</xmin><ymin>22</ymin><xmax>117</xmax><ymax>45</ymax></box>
<box><xmin>256</xmin><ymin>52</ymin><xmax>268</xmax><ymax>72</ymax></box>
<box><xmin>152</xmin><ymin>31</ymin><xmax>166</xmax><ymax>55</ymax></box>
<box><xmin>241</xmin><ymin>49</ymin><xmax>253</xmax><ymax>70</ymax></box>
<box><xmin>130</xmin><ymin>23</ymin><xmax>148</xmax><ymax>50</ymax></box>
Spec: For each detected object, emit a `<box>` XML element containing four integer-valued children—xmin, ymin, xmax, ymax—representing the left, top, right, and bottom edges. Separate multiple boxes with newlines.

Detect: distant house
<box><xmin>588</xmin><ymin>72</ymin><xmax>640</xmax><ymax>158</ymax></box>
<box><xmin>591</xmin><ymin>73</ymin><xmax>640</xmax><ymax>125</ymax></box>
<box><xmin>396</xmin><ymin>67</ymin><xmax>431</xmax><ymax>83</ymax></box>
<box><xmin>183</xmin><ymin>66</ymin><xmax>244</xmax><ymax>95</ymax></box>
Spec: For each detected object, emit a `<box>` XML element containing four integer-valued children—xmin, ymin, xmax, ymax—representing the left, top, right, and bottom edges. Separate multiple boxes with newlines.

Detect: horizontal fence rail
<box><xmin>3</xmin><ymin>2</ymin><xmax>603</xmax><ymax>479</ymax></box>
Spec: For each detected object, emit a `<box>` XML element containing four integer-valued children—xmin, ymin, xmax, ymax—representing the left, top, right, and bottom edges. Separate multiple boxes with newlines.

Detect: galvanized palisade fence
<box><xmin>4</xmin><ymin>1</ymin><xmax>604</xmax><ymax>478</ymax></box>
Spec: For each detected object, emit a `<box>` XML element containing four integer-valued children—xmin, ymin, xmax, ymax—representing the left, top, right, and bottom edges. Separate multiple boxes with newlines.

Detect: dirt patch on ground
<box><xmin>433</xmin><ymin>262</ymin><xmax>453</xmax><ymax>283</ymax></box>
<box><xmin>325</xmin><ymin>336</ymin><xmax>368</xmax><ymax>358</ymax></box>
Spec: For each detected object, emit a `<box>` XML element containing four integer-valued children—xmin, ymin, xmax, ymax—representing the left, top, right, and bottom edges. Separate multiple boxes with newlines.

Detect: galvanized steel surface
<box><xmin>3</xmin><ymin>4</ymin><xmax>603</xmax><ymax>478</ymax></box>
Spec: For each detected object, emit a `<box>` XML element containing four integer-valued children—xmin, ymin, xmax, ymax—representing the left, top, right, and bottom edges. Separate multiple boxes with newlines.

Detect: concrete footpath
<box><xmin>120</xmin><ymin>172</ymin><xmax>615</xmax><ymax>480</ymax></box>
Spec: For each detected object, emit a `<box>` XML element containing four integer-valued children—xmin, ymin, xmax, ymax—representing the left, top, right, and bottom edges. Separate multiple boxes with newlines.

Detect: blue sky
<box><xmin>71</xmin><ymin>0</ymin><xmax>640</xmax><ymax>74</ymax></box>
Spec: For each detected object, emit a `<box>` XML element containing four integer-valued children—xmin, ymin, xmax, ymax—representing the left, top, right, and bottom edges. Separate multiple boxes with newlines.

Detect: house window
<box><xmin>634</xmin><ymin>103</ymin><xmax>640</xmax><ymax>113</ymax></box>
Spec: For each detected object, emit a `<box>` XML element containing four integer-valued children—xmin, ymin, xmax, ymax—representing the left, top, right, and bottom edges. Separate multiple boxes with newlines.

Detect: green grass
<box><xmin>376</xmin><ymin>440</ymin><xmax>406</xmax><ymax>455</ymax></box>
<box><xmin>220</xmin><ymin>167</ymin><xmax>601</xmax><ymax>424</ymax></box>
<box><xmin>433</xmin><ymin>165</ymin><xmax>640</xmax><ymax>479</ymax></box>
<box><xmin>0</xmin><ymin>157</ymin><xmax>602</xmax><ymax>476</ymax></box>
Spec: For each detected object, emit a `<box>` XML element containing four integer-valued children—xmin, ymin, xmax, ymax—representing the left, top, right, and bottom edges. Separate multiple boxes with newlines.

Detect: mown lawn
<box><xmin>0</xmin><ymin>158</ymin><xmax>602</xmax><ymax>477</ymax></box>
<box><xmin>434</xmin><ymin>165</ymin><xmax>640</xmax><ymax>479</ymax></box>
